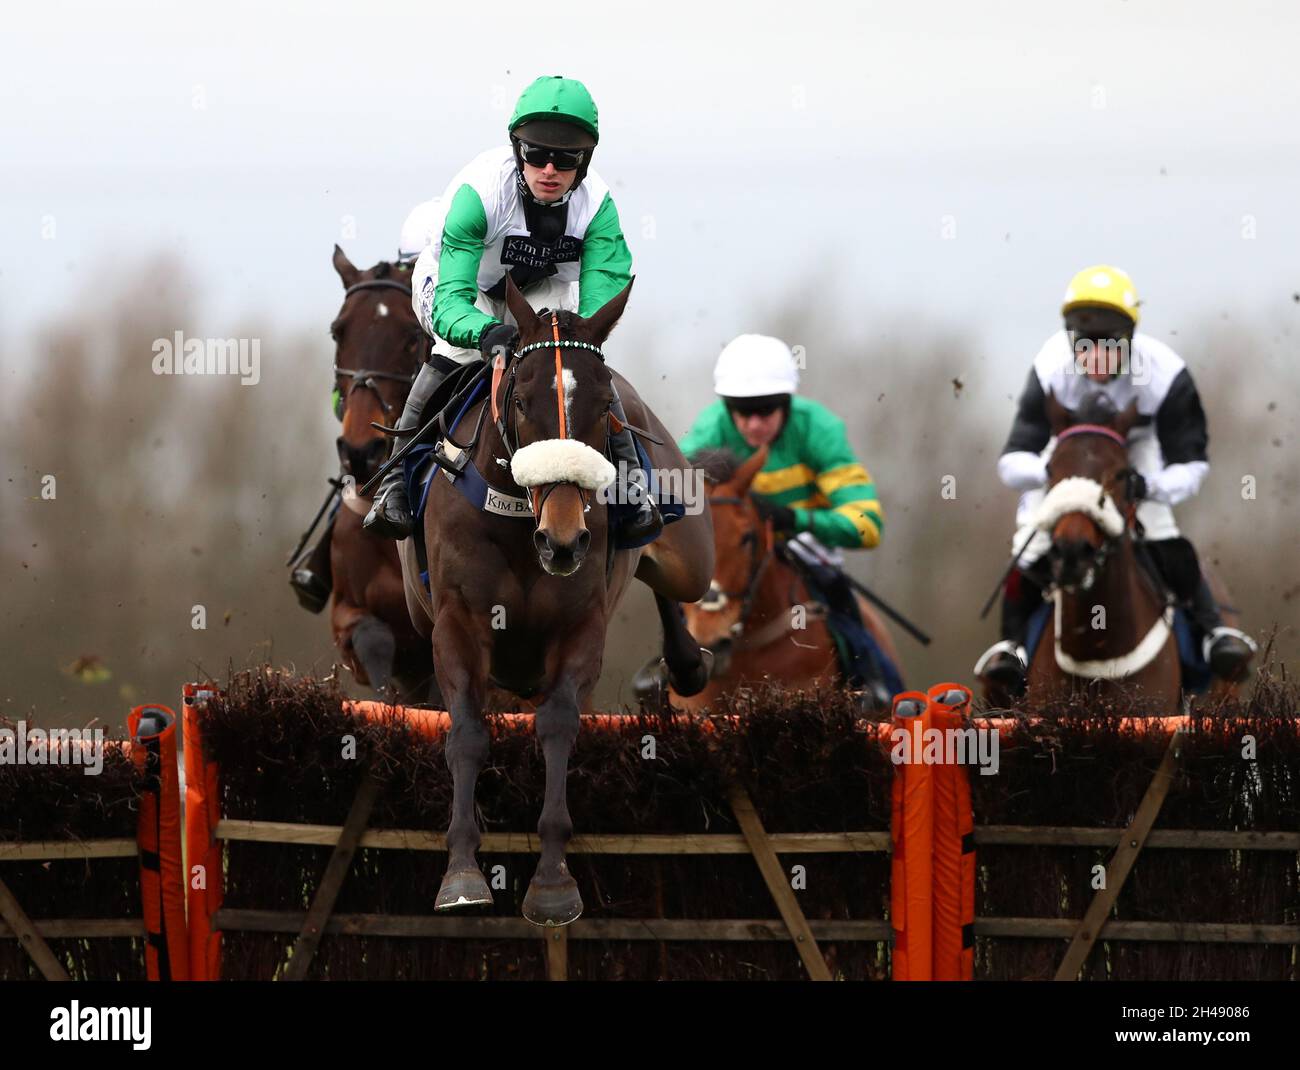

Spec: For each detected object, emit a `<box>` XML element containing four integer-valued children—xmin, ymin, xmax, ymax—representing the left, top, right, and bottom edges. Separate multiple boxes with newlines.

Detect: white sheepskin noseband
<box><xmin>510</xmin><ymin>439</ymin><xmax>617</xmax><ymax>491</ymax></box>
<box><xmin>1033</xmin><ymin>476</ymin><xmax>1125</xmax><ymax>537</ymax></box>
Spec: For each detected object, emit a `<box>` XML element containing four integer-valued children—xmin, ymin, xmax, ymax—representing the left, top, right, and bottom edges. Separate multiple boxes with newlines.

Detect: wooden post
<box><xmin>0</xmin><ymin>874</ymin><xmax>70</xmax><ymax>981</ymax></box>
<box><xmin>727</xmin><ymin>783</ymin><xmax>833</xmax><ymax>981</ymax></box>
<box><xmin>545</xmin><ymin>927</ymin><xmax>568</xmax><ymax>981</ymax></box>
<box><xmin>281</xmin><ymin>766</ymin><xmax>384</xmax><ymax>981</ymax></box>
<box><xmin>1054</xmin><ymin>729</ymin><xmax>1185</xmax><ymax>981</ymax></box>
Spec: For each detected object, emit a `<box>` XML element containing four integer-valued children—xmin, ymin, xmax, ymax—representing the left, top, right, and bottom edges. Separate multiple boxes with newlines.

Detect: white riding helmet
<box><xmin>397</xmin><ymin>197</ymin><xmax>443</xmax><ymax>263</ymax></box>
<box><xmin>713</xmin><ymin>334</ymin><xmax>800</xmax><ymax>398</ymax></box>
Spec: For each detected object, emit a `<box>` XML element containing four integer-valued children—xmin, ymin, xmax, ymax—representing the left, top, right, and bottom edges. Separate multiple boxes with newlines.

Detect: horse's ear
<box><xmin>504</xmin><ymin>273</ymin><xmax>543</xmax><ymax>337</ymax></box>
<box><xmin>1113</xmin><ymin>398</ymin><xmax>1140</xmax><ymax>439</ymax></box>
<box><xmin>732</xmin><ymin>443</ymin><xmax>769</xmax><ymax>496</ymax></box>
<box><xmin>333</xmin><ymin>244</ymin><xmax>361</xmax><ymax>288</ymax></box>
<box><xmin>1045</xmin><ymin>390</ymin><xmax>1074</xmax><ymax>436</ymax></box>
<box><xmin>581</xmin><ymin>277</ymin><xmax>635</xmax><ymax>344</ymax></box>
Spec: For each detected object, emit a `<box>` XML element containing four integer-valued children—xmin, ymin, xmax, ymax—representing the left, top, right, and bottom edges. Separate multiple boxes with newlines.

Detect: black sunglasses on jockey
<box><xmin>725</xmin><ymin>393</ymin><xmax>789</xmax><ymax>419</ymax></box>
<box><xmin>516</xmin><ymin>140</ymin><xmax>586</xmax><ymax>172</ymax></box>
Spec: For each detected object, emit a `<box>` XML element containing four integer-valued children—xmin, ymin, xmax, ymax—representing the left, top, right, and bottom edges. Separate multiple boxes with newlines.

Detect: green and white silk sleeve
<box><xmin>577</xmin><ymin>192</ymin><xmax>633</xmax><ymax>316</ymax></box>
<box><xmin>432</xmin><ymin>184</ymin><xmax>497</xmax><ymax>350</ymax></box>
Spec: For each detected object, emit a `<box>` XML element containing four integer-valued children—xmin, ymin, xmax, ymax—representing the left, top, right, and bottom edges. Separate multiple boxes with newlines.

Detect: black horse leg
<box><xmin>653</xmin><ymin>592</ymin><xmax>710</xmax><ymax>697</ymax></box>
<box><xmin>523</xmin><ymin>674</ymin><xmax>584</xmax><ymax>926</ymax></box>
<box><xmin>350</xmin><ymin>616</ymin><xmax>396</xmax><ymax>695</ymax></box>
<box><xmin>431</xmin><ymin>613</ymin><xmax>492</xmax><ymax>910</ymax></box>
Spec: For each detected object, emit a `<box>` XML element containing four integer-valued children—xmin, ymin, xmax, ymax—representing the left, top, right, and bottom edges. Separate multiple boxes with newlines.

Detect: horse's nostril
<box><xmin>575</xmin><ymin>529</ymin><xmax>590</xmax><ymax>555</ymax></box>
<box><xmin>533</xmin><ymin>530</ymin><xmax>551</xmax><ymax>556</ymax></box>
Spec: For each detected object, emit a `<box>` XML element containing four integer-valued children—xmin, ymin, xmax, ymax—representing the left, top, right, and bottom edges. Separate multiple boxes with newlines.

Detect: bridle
<box><xmin>490</xmin><ymin>310</ymin><xmax>607</xmax><ymax>520</ymax></box>
<box><xmin>1044</xmin><ymin>424</ymin><xmax>1175</xmax><ymax>677</ymax></box>
<box><xmin>1044</xmin><ymin>423</ymin><xmax>1144</xmax><ymax>594</ymax></box>
<box><xmin>332</xmin><ymin>276</ymin><xmax>420</xmax><ymax>419</ymax></box>
<box><xmin>699</xmin><ymin>491</ymin><xmax>778</xmax><ymax>642</ymax></box>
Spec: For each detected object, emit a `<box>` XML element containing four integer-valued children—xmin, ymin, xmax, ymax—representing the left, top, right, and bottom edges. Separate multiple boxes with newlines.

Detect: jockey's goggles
<box><xmin>724</xmin><ymin>394</ymin><xmax>789</xmax><ymax>418</ymax></box>
<box><xmin>516</xmin><ymin>140</ymin><xmax>585</xmax><ymax>172</ymax></box>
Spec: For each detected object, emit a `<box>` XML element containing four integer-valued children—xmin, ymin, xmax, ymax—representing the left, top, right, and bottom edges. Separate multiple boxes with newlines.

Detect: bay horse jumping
<box><xmin>1022</xmin><ymin>393</ymin><xmax>1183</xmax><ymax>710</ymax></box>
<box><xmin>398</xmin><ymin>276</ymin><xmax>714</xmax><ymax>926</ymax></box>
<box><xmin>671</xmin><ymin>446</ymin><xmax>902</xmax><ymax>712</ymax></box>
<box><xmin>327</xmin><ymin>246</ymin><xmax>436</xmax><ymax>702</ymax></box>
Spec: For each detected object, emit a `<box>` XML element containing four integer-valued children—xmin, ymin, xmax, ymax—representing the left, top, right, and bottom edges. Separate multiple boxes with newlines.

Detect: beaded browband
<box><xmin>514</xmin><ymin>339</ymin><xmax>605</xmax><ymax>360</ymax></box>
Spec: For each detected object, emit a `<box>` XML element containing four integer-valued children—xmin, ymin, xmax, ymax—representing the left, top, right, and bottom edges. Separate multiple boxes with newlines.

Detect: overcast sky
<box><xmin>4</xmin><ymin>0</ymin><xmax>1299</xmax><ymax>384</ymax></box>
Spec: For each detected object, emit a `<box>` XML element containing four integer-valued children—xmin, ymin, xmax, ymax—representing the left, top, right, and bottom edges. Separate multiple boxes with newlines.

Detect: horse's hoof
<box><xmin>631</xmin><ymin>657</ymin><xmax>668</xmax><ymax>702</ymax></box>
<box><xmin>435</xmin><ymin>866</ymin><xmax>493</xmax><ymax>911</ymax></box>
<box><xmin>522</xmin><ymin>875</ymin><xmax>583</xmax><ymax>927</ymax></box>
<box><xmin>668</xmin><ymin>647</ymin><xmax>713</xmax><ymax>698</ymax></box>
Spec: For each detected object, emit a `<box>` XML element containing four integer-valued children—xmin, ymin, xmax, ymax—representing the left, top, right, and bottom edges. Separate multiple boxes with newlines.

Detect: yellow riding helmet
<box><xmin>1061</xmin><ymin>265</ymin><xmax>1140</xmax><ymax>326</ymax></box>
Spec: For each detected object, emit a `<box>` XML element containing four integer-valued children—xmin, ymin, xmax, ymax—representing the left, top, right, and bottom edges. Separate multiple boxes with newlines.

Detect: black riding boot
<box><xmin>363</xmin><ymin>355</ymin><xmax>454</xmax><ymax>540</ymax></box>
<box><xmin>608</xmin><ymin>381</ymin><xmax>662</xmax><ymax>544</ymax></box>
<box><xmin>974</xmin><ymin>565</ymin><xmax>1046</xmax><ymax>688</ymax></box>
<box><xmin>1144</xmin><ymin>537</ymin><xmax>1256</xmax><ymax>680</ymax></box>
<box><xmin>289</xmin><ymin>509</ymin><xmax>336</xmax><ymax>614</ymax></box>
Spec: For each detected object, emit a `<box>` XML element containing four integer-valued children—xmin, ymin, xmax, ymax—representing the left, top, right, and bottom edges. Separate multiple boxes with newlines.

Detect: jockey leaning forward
<box><xmin>362</xmin><ymin>75</ymin><xmax>661</xmax><ymax>544</ymax></box>
<box><xmin>974</xmin><ymin>264</ymin><xmax>1257</xmax><ymax>690</ymax></box>
<box><xmin>680</xmin><ymin>334</ymin><xmax>886</xmax><ymax>552</ymax></box>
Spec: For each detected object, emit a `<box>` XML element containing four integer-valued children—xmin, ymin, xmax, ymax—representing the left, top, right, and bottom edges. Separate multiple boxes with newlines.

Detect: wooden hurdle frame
<box><xmin>0</xmin><ymin>707</ymin><xmax>190</xmax><ymax>981</ymax></box>
<box><xmin>183</xmin><ymin>685</ymin><xmax>1300</xmax><ymax>982</ymax></box>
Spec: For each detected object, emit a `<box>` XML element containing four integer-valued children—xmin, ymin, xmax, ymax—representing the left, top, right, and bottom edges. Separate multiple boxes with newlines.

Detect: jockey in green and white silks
<box><xmin>680</xmin><ymin>335</ymin><xmax>885</xmax><ymax>549</ymax></box>
<box><xmin>363</xmin><ymin>75</ymin><xmax>660</xmax><ymax>544</ymax></box>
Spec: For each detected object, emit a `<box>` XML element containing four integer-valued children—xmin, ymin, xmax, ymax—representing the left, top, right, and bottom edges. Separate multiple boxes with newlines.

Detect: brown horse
<box><xmin>327</xmin><ymin>246</ymin><xmax>435</xmax><ymax>702</ymax></box>
<box><xmin>397</xmin><ymin>277</ymin><xmax>714</xmax><ymax>926</ymax></box>
<box><xmin>1022</xmin><ymin>394</ymin><xmax>1182</xmax><ymax>711</ymax></box>
<box><xmin>671</xmin><ymin>446</ymin><xmax>902</xmax><ymax>712</ymax></box>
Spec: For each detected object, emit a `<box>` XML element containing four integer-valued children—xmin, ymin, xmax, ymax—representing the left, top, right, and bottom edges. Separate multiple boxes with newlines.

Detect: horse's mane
<box><xmin>692</xmin><ymin>448</ymin><xmax>742</xmax><ymax>485</ymax></box>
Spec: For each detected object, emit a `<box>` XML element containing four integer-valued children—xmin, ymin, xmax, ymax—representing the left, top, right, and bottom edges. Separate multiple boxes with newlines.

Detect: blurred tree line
<box><xmin>1</xmin><ymin>256</ymin><xmax>1295</xmax><ymax>726</ymax></box>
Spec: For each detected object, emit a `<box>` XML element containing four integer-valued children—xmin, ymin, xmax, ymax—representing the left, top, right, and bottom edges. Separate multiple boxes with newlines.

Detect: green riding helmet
<box><xmin>509</xmin><ymin>76</ymin><xmax>600</xmax><ymax>151</ymax></box>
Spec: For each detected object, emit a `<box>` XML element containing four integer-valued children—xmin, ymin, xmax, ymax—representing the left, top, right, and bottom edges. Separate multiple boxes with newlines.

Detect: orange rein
<box><xmin>515</xmin><ymin>313</ymin><xmax>581</xmax><ymax>522</ymax></box>
<box><xmin>551</xmin><ymin>312</ymin><xmax>567</xmax><ymax>440</ymax></box>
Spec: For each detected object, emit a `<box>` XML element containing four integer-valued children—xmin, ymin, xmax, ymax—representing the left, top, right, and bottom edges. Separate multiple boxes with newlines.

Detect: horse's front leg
<box><xmin>431</xmin><ymin>596</ymin><xmax>493</xmax><ymax>910</ymax></box>
<box><xmin>522</xmin><ymin>628</ymin><xmax>601</xmax><ymax>927</ymax></box>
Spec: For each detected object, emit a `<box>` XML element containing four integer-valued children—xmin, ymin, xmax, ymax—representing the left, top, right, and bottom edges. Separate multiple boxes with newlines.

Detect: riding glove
<box><xmin>753</xmin><ymin>496</ymin><xmax>798</xmax><ymax>534</ymax></box>
<box><xmin>479</xmin><ymin>323</ymin><xmax>520</xmax><ymax>362</ymax></box>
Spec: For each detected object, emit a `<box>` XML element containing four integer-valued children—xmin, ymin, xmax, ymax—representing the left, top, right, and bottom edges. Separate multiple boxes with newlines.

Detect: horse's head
<box><xmin>500</xmin><ymin>275</ymin><xmax>632</xmax><ymax>576</ymax></box>
<box><xmin>1039</xmin><ymin>391</ymin><xmax>1143</xmax><ymax>592</ymax></box>
<box><xmin>330</xmin><ymin>245</ymin><xmax>425</xmax><ymax>490</ymax></box>
<box><xmin>681</xmin><ymin>446</ymin><xmax>771</xmax><ymax>656</ymax></box>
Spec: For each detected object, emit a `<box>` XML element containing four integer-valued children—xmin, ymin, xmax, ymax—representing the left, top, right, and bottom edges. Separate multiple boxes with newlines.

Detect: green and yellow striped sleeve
<box><xmin>795</xmin><ymin>412</ymin><xmax>883</xmax><ymax>549</ymax></box>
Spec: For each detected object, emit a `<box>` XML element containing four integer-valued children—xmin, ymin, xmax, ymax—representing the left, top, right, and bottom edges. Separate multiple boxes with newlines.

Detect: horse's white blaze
<box><xmin>552</xmin><ymin>368</ymin><xmax>577</xmax><ymax>431</ymax></box>
<box><xmin>376</xmin><ymin>303</ymin><xmax>389</xmax><ymax>318</ymax></box>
